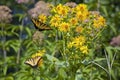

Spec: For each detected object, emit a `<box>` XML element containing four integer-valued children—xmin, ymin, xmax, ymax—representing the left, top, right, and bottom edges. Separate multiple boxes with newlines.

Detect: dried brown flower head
<box><xmin>16</xmin><ymin>0</ymin><xmax>35</xmax><ymax>4</ymax></box>
<box><xmin>28</xmin><ymin>1</ymin><xmax>50</xmax><ymax>18</ymax></box>
<box><xmin>0</xmin><ymin>5</ymin><xmax>12</xmax><ymax>23</ymax></box>
<box><xmin>32</xmin><ymin>31</ymin><xmax>44</xmax><ymax>45</ymax></box>
<box><xmin>110</xmin><ymin>35</ymin><xmax>120</xmax><ymax>46</ymax></box>
<box><xmin>90</xmin><ymin>11</ymin><xmax>100</xmax><ymax>16</ymax></box>
<box><xmin>64</xmin><ymin>2</ymin><xmax>77</xmax><ymax>8</ymax></box>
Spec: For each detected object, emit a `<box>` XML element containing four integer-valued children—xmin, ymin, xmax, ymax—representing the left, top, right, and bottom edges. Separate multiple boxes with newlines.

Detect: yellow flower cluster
<box><xmin>32</xmin><ymin>49</ymin><xmax>45</xmax><ymax>58</ymax></box>
<box><xmin>37</xmin><ymin>3</ymin><xmax>106</xmax><ymax>34</ymax></box>
<box><xmin>74</xmin><ymin>4</ymin><xmax>89</xmax><ymax>22</ymax></box>
<box><xmin>37</xmin><ymin>3</ymin><xmax>106</xmax><ymax>55</ymax></box>
<box><xmin>76</xmin><ymin>11</ymin><xmax>89</xmax><ymax>22</ymax></box>
<box><xmin>49</xmin><ymin>14</ymin><xmax>62</xmax><ymax>28</ymax></box>
<box><xmin>67</xmin><ymin>36</ymin><xmax>88</xmax><ymax>54</ymax></box>
<box><xmin>51</xmin><ymin>4</ymin><xmax>69</xmax><ymax>16</ymax></box>
<box><xmin>93</xmin><ymin>16</ymin><xmax>106</xmax><ymax>28</ymax></box>
<box><xmin>49</xmin><ymin>4</ymin><xmax>91</xmax><ymax>33</ymax></box>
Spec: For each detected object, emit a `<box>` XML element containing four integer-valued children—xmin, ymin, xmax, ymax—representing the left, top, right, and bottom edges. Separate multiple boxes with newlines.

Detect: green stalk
<box><xmin>1</xmin><ymin>24</ymin><xmax>7</xmax><ymax>75</ymax></box>
<box><xmin>16</xmin><ymin>18</ymin><xmax>24</xmax><ymax>64</ymax></box>
<box><xmin>104</xmin><ymin>49</ymin><xmax>111</xmax><ymax>80</ymax></box>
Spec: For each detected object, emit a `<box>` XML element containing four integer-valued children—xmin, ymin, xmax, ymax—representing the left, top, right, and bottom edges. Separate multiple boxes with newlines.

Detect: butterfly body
<box><xmin>31</xmin><ymin>18</ymin><xmax>52</xmax><ymax>31</ymax></box>
<box><xmin>25</xmin><ymin>56</ymin><xmax>42</xmax><ymax>68</ymax></box>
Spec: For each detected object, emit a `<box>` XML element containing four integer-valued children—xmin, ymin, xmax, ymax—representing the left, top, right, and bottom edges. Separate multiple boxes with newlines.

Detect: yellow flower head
<box><xmin>38</xmin><ymin>14</ymin><xmax>47</xmax><ymax>23</ymax></box>
<box><xmin>50</xmin><ymin>14</ymin><xmax>62</xmax><ymax>27</ymax></box>
<box><xmin>98</xmin><ymin>16</ymin><xmax>106</xmax><ymax>26</ymax></box>
<box><xmin>73</xmin><ymin>36</ymin><xmax>86</xmax><ymax>48</ymax></box>
<box><xmin>67</xmin><ymin>36</ymin><xmax>86</xmax><ymax>49</ymax></box>
<box><xmin>59</xmin><ymin>22</ymin><xmax>70</xmax><ymax>32</ymax></box>
<box><xmin>75</xmin><ymin>26</ymin><xmax>84</xmax><ymax>33</ymax></box>
<box><xmin>69</xmin><ymin>18</ymin><xmax>78</xmax><ymax>26</ymax></box>
<box><xmin>67</xmin><ymin>42</ymin><xmax>74</xmax><ymax>48</ymax></box>
<box><xmin>80</xmin><ymin>45</ymin><xmax>88</xmax><ymax>54</ymax></box>
<box><xmin>55</xmin><ymin>4</ymin><xmax>69</xmax><ymax>16</ymax></box>
<box><xmin>75</xmin><ymin>4</ymin><xmax>88</xmax><ymax>12</ymax></box>
<box><xmin>93</xmin><ymin>16</ymin><xmax>106</xmax><ymax>28</ymax></box>
<box><xmin>76</xmin><ymin>11</ymin><xmax>89</xmax><ymax>21</ymax></box>
<box><xmin>56</xmin><ymin>4</ymin><xmax>63</xmax><ymax>11</ymax></box>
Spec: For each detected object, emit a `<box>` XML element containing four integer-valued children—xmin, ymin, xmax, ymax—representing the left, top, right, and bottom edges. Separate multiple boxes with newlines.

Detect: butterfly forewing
<box><xmin>25</xmin><ymin>56</ymin><xmax>41</xmax><ymax>68</ymax></box>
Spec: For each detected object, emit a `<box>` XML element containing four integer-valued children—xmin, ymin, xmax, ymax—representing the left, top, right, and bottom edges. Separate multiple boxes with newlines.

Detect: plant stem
<box><xmin>97</xmin><ymin>0</ymin><xmax>100</xmax><ymax>11</ymax></box>
<box><xmin>91</xmin><ymin>61</ymin><xmax>109</xmax><ymax>75</ymax></box>
<box><xmin>16</xmin><ymin>18</ymin><xmax>24</xmax><ymax>64</ymax></box>
<box><xmin>111</xmin><ymin>49</ymin><xmax>117</xmax><ymax>69</ymax></box>
<box><xmin>104</xmin><ymin>49</ymin><xmax>111</xmax><ymax>80</ymax></box>
<box><xmin>1</xmin><ymin>24</ymin><xmax>7</xmax><ymax>75</ymax></box>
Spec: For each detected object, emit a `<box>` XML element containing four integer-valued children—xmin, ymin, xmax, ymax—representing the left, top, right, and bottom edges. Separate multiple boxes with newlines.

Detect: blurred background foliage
<box><xmin>0</xmin><ymin>0</ymin><xmax>120</xmax><ymax>80</ymax></box>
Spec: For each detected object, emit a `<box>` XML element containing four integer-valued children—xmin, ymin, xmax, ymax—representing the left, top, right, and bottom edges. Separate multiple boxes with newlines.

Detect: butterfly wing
<box><xmin>31</xmin><ymin>18</ymin><xmax>52</xmax><ymax>31</ymax></box>
<box><xmin>25</xmin><ymin>56</ymin><xmax>41</xmax><ymax>68</ymax></box>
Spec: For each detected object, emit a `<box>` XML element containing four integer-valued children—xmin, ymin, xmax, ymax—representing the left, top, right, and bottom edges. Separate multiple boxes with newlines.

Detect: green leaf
<box><xmin>58</xmin><ymin>68</ymin><xmax>67</xmax><ymax>79</ymax></box>
<box><xmin>25</xmin><ymin>27</ymin><xmax>32</xmax><ymax>37</ymax></box>
<box><xmin>101</xmin><ymin>6</ymin><xmax>108</xmax><ymax>17</ymax></box>
<box><xmin>5</xmin><ymin>76</ymin><xmax>14</xmax><ymax>80</ymax></box>
<box><xmin>105</xmin><ymin>46</ymin><xmax>113</xmax><ymax>61</ymax></box>
<box><xmin>94</xmin><ymin>58</ymin><xmax>106</xmax><ymax>62</ymax></box>
<box><xmin>3</xmin><ymin>66</ymin><xmax>7</xmax><ymax>75</ymax></box>
<box><xmin>35</xmin><ymin>76</ymin><xmax>40</xmax><ymax>80</ymax></box>
<box><xmin>46</xmin><ymin>54</ymin><xmax>59</xmax><ymax>62</ymax></box>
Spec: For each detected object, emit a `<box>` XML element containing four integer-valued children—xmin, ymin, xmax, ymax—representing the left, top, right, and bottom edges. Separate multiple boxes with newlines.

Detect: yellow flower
<box><xmin>59</xmin><ymin>22</ymin><xmax>70</xmax><ymax>32</ymax></box>
<box><xmin>98</xmin><ymin>16</ymin><xmax>106</xmax><ymax>26</ymax></box>
<box><xmin>51</xmin><ymin>22</ymin><xmax>59</xmax><ymax>28</ymax></box>
<box><xmin>76</xmin><ymin>11</ymin><xmax>89</xmax><ymax>21</ymax></box>
<box><xmin>51</xmin><ymin>6</ymin><xmax>57</xmax><ymax>13</ymax></box>
<box><xmin>32</xmin><ymin>49</ymin><xmax>45</xmax><ymax>58</ymax></box>
<box><xmin>56</xmin><ymin>4</ymin><xmax>69</xmax><ymax>16</ymax></box>
<box><xmin>93</xmin><ymin>16</ymin><xmax>106</xmax><ymax>28</ymax></box>
<box><xmin>67</xmin><ymin>42</ymin><xmax>74</xmax><ymax>48</ymax></box>
<box><xmin>68</xmin><ymin>36</ymin><xmax>86</xmax><ymax>49</ymax></box>
<box><xmin>73</xmin><ymin>36</ymin><xmax>86</xmax><ymax>47</ymax></box>
<box><xmin>69</xmin><ymin>18</ymin><xmax>78</xmax><ymax>26</ymax></box>
<box><xmin>75</xmin><ymin>4</ymin><xmax>88</xmax><ymax>12</ymax></box>
<box><xmin>50</xmin><ymin>14</ymin><xmax>62</xmax><ymax>27</ymax></box>
<box><xmin>67</xmin><ymin>36</ymin><xmax>88</xmax><ymax>54</ymax></box>
<box><xmin>80</xmin><ymin>45</ymin><xmax>88</xmax><ymax>54</ymax></box>
<box><xmin>76</xmin><ymin>11</ymin><xmax>82</xmax><ymax>20</ymax></box>
<box><xmin>75</xmin><ymin>26</ymin><xmax>84</xmax><ymax>33</ymax></box>
<box><xmin>93</xmin><ymin>20</ymin><xmax>99</xmax><ymax>28</ymax></box>
<box><xmin>56</xmin><ymin>4</ymin><xmax>63</xmax><ymax>11</ymax></box>
<box><xmin>38</xmin><ymin>14</ymin><xmax>47</xmax><ymax>23</ymax></box>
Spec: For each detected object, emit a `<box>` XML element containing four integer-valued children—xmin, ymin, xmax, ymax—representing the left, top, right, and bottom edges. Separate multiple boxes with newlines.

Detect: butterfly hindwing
<box><xmin>25</xmin><ymin>56</ymin><xmax>42</xmax><ymax>68</ymax></box>
<box><xmin>31</xmin><ymin>18</ymin><xmax>52</xmax><ymax>31</ymax></box>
